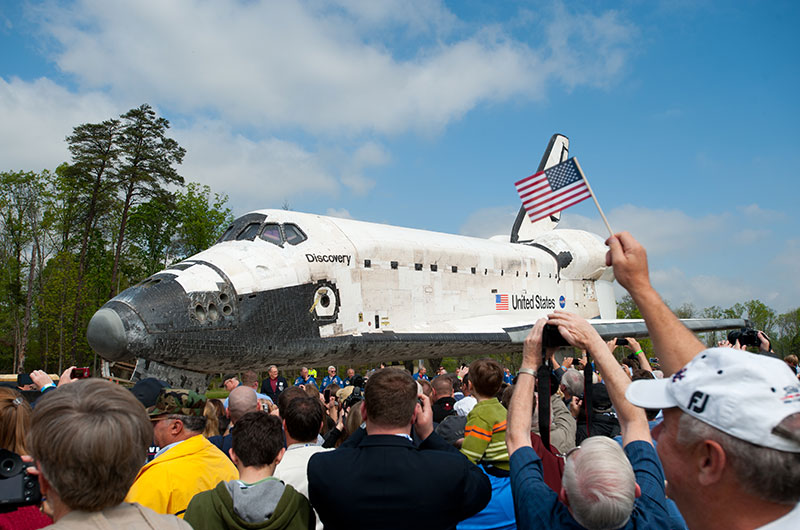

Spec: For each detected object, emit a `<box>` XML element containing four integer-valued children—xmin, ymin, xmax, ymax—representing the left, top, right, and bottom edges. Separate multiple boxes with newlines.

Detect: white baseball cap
<box><xmin>626</xmin><ymin>348</ymin><xmax>800</xmax><ymax>452</ymax></box>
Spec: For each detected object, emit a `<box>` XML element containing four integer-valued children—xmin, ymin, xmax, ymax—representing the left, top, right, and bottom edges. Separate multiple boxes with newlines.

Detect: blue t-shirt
<box><xmin>509</xmin><ymin>440</ymin><xmax>670</xmax><ymax>529</ymax></box>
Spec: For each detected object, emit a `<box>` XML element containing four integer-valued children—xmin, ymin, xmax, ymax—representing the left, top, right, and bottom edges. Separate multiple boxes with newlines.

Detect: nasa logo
<box><xmin>559</xmin><ymin>295</ymin><xmax>566</xmax><ymax>308</ymax></box>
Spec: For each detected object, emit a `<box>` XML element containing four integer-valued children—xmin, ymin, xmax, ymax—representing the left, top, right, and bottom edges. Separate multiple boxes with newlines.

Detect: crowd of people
<box><xmin>0</xmin><ymin>232</ymin><xmax>799</xmax><ymax>529</ymax></box>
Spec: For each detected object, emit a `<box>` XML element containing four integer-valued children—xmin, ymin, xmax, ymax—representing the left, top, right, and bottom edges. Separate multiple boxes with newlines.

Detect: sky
<box><xmin>1</xmin><ymin>0</ymin><xmax>799</xmax><ymax>314</ymax></box>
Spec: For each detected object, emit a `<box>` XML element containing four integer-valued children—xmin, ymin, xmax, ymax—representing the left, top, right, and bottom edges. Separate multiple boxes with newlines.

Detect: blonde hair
<box><xmin>0</xmin><ymin>387</ymin><xmax>31</xmax><ymax>454</ymax></box>
<box><xmin>202</xmin><ymin>399</ymin><xmax>221</xmax><ymax>437</ymax></box>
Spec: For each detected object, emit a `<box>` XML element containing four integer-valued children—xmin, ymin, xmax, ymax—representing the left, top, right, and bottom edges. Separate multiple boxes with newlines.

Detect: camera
<box><xmin>71</xmin><ymin>367</ymin><xmax>91</xmax><ymax>379</ymax></box>
<box><xmin>0</xmin><ymin>449</ymin><xmax>41</xmax><ymax>512</ymax></box>
<box><xmin>541</xmin><ymin>324</ymin><xmax>569</xmax><ymax>348</ymax></box>
<box><xmin>342</xmin><ymin>386</ymin><xmax>363</xmax><ymax>411</ymax></box>
<box><xmin>615</xmin><ymin>338</ymin><xmax>628</xmax><ymax>346</ymax></box>
<box><xmin>727</xmin><ymin>328</ymin><xmax>761</xmax><ymax>347</ymax></box>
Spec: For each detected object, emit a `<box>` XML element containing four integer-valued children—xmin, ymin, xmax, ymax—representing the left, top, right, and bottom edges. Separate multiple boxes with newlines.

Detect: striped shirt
<box><xmin>460</xmin><ymin>397</ymin><xmax>509</xmax><ymax>471</ymax></box>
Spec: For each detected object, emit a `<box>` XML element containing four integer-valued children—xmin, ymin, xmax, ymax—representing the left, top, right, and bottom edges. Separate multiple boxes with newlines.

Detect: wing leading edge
<box><xmin>503</xmin><ymin>318</ymin><xmax>749</xmax><ymax>343</ymax></box>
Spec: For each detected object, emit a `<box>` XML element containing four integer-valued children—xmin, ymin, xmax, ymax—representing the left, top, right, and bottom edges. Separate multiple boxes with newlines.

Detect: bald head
<box><xmin>228</xmin><ymin>386</ymin><xmax>259</xmax><ymax>423</ymax></box>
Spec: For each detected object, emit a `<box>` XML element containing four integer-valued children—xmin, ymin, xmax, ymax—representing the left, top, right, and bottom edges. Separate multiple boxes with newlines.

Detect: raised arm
<box><xmin>507</xmin><ymin>319</ymin><xmax>546</xmax><ymax>456</ymax></box>
<box><xmin>547</xmin><ymin>311</ymin><xmax>652</xmax><ymax>446</ymax></box>
<box><xmin>624</xmin><ymin>337</ymin><xmax>652</xmax><ymax>372</ymax></box>
<box><xmin>606</xmin><ymin>232</ymin><xmax>703</xmax><ymax>375</ymax></box>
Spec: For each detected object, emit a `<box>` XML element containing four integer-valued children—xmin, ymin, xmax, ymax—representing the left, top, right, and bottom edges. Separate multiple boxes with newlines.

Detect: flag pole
<box><xmin>573</xmin><ymin>157</ymin><xmax>613</xmax><ymax>237</ymax></box>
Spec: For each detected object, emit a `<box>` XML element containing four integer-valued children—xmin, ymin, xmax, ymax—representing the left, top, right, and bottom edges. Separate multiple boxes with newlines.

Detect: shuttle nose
<box><xmin>86</xmin><ymin>308</ymin><xmax>129</xmax><ymax>361</ymax></box>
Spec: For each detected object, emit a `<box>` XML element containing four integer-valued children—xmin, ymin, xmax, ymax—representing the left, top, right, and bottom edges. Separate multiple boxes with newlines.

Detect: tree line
<box><xmin>0</xmin><ymin>104</ymin><xmax>233</xmax><ymax>373</ymax></box>
<box><xmin>616</xmin><ymin>295</ymin><xmax>800</xmax><ymax>360</ymax></box>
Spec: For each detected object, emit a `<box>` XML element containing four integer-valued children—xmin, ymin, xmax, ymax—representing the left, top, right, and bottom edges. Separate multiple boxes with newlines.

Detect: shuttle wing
<box><xmin>505</xmin><ymin>318</ymin><xmax>749</xmax><ymax>342</ymax></box>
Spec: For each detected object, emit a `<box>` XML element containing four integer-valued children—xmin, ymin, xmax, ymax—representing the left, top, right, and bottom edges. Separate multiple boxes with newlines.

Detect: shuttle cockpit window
<box><xmin>283</xmin><ymin>224</ymin><xmax>307</xmax><ymax>246</ymax></box>
<box><xmin>237</xmin><ymin>222</ymin><xmax>262</xmax><ymax>241</ymax></box>
<box><xmin>219</xmin><ymin>224</ymin><xmax>236</xmax><ymax>242</ymax></box>
<box><xmin>260</xmin><ymin>223</ymin><xmax>283</xmax><ymax>246</ymax></box>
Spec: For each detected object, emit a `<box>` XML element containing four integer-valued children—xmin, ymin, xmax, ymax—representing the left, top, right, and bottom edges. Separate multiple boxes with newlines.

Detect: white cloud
<box><xmin>738</xmin><ymin>203</ymin><xmax>784</xmax><ymax>220</ymax></box>
<box><xmin>34</xmin><ymin>0</ymin><xmax>638</xmax><ymax>135</ymax></box>
<box><xmin>340</xmin><ymin>141</ymin><xmax>389</xmax><ymax>195</ymax></box>
<box><xmin>558</xmin><ymin>204</ymin><xmax>728</xmax><ymax>256</ymax></box>
<box><xmin>649</xmin><ymin>267</ymin><xmax>759</xmax><ymax>310</ymax></box>
<box><xmin>173</xmin><ymin>120</ymin><xmax>339</xmax><ymax>213</ymax></box>
<box><xmin>0</xmin><ymin>76</ymin><xmax>118</xmax><ymax>171</ymax></box>
<box><xmin>325</xmin><ymin>207</ymin><xmax>353</xmax><ymax>219</ymax></box>
<box><xmin>459</xmin><ymin>205</ymin><xmax>519</xmax><ymax>238</ymax></box>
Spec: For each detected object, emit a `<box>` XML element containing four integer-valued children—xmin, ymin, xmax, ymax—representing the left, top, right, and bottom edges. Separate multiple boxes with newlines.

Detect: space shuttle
<box><xmin>87</xmin><ymin>134</ymin><xmax>744</xmax><ymax>387</ymax></box>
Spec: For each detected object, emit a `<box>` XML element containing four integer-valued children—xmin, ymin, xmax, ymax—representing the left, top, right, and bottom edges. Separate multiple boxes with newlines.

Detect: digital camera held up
<box><xmin>727</xmin><ymin>328</ymin><xmax>761</xmax><ymax>348</ymax></box>
<box><xmin>0</xmin><ymin>449</ymin><xmax>42</xmax><ymax>512</ymax></box>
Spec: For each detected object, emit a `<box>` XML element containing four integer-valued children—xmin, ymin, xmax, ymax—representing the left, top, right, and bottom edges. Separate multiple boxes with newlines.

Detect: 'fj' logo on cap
<box><xmin>688</xmin><ymin>391</ymin><xmax>709</xmax><ymax>413</ymax></box>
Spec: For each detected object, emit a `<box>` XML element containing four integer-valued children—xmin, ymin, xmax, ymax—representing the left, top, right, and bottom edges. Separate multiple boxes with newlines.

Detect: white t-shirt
<box><xmin>454</xmin><ymin>395</ymin><xmax>477</xmax><ymax>417</ymax></box>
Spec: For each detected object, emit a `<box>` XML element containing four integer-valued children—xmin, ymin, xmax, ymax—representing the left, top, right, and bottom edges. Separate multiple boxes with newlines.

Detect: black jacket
<box><xmin>308</xmin><ymin>428</ymin><xmax>490</xmax><ymax>530</ymax></box>
<box><xmin>260</xmin><ymin>376</ymin><xmax>288</xmax><ymax>403</ymax></box>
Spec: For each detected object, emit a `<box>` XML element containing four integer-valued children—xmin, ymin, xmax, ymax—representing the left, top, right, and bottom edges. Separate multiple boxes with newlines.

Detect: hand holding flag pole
<box><xmin>515</xmin><ymin>157</ymin><xmax>613</xmax><ymax>237</ymax></box>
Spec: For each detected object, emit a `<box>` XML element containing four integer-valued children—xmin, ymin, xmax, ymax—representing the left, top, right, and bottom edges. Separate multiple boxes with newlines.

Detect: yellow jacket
<box><xmin>125</xmin><ymin>434</ymin><xmax>238</xmax><ymax>518</ymax></box>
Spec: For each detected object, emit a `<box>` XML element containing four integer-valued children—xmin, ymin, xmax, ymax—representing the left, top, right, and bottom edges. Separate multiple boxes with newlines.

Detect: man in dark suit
<box><xmin>307</xmin><ymin>368</ymin><xmax>491</xmax><ymax>530</ymax></box>
<box><xmin>260</xmin><ymin>364</ymin><xmax>288</xmax><ymax>403</ymax></box>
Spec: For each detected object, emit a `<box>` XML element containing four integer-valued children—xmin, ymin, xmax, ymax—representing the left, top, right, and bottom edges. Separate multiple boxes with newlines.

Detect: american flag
<box><xmin>515</xmin><ymin>158</ymin><xmax>591</xmax><ymax>223</ymax></box>
<box><xmin>495</xmin><ymin>294</ymin><xmax>509</xmax><ymax>310</ymax></box>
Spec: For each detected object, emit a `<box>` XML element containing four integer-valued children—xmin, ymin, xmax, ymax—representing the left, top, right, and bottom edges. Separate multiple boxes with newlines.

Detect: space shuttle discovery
<box><xmin>87</xmin><ymin>134</ymin><xmax>744</xmax><ymax>385</ymax></box>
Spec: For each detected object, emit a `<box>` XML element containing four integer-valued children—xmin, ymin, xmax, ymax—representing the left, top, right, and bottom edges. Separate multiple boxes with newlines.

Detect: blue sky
<box><xmin>1</xmin><ymin>1</ymin><xmax>799</xmax><ymax>313</ymax></box>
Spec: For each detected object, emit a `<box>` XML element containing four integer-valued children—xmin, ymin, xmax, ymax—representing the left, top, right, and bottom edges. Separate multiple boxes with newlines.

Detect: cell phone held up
<box><xmin>71</xmin><ymin>367</ymin><xmax>91</xmax><ymax>379</ymax></box>
<box><xmin>615</xmin><ymin>338</ymin><xmax>629</xmax><ymax>346</ymax></box>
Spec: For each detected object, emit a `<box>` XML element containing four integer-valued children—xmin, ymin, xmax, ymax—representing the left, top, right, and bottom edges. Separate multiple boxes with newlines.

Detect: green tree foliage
<box><xmin>0</xmin><ymin>171</ymin><xmax>51</xmax><ymax>372</ymax></box>
<box><xmin>126</xmin><ymin>192</ymin><xmax>179</xmax><ymax>278</ymax></box>
<box><xmin>109</xmin><ymin>104</ymin><xmax>185</xmax><ymax>298</ymax></box>
<box><xmin>173</xmin><ymin>183</ymin><xmax>234</xmax><ymax>259</ymax></box>
<box><xmin>0</xmin><ymin>105</ymin><xmax>233</xmax><ymax>372</ymax></box>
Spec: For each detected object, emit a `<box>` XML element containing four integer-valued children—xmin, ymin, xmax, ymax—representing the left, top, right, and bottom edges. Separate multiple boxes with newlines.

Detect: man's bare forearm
<box><xmin>629</xmin><ymin>285</ymin><xmax>703</xmax><ymax>376</ymax></box>
<box><xmin>507</xmin><ymin>372</ymin><xmax>534</xmax><ymax>454</ymax></box>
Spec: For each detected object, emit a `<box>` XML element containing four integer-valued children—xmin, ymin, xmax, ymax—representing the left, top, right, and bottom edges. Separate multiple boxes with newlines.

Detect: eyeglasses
<box><xmin>560</xmin><ymin>445</ymin><xmax>581</xmax><ymax>460</ymax></box>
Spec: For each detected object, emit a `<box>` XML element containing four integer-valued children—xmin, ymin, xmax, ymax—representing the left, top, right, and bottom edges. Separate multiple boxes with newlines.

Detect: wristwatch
<box><xmin>518</xmin><ymin>368</ymin><xmax>536</xmax><ymax>377</ymax></box>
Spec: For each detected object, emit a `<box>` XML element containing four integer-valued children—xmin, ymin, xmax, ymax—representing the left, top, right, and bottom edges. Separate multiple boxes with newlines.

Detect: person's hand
<box><xmin>576</xmin><ymin>355</ymin><xmax>588</xmax><ymax>369</ymax></box>
<box><xmin>562</xmin><ymin>357</ymin><xmax>574</xmax><ymax>370</ymax></box>
<box><xmin>30</xmin><ymin>370</ymin><xmax>54</xmax><ymax>391</ymax></box>
<box><xmin>522</xmin><ymin>319</ymin><xmax>547</xmax><ymax>370</ymax></box>
<box><xmin>335</xmin><ymin>408</ymin><xmax>346</xmax><ymax>430</ymax></box>
<box><xmin>547</xmin><ymin>311</ymin><xmax>605</xmax><ymax>352</ymax></box>
<box><xmin>605</xmin><ymin>232</ymin><xmax>651</xmax><ymax>293</ymax></box>
<box><xmin>718</xmin><ymin>339</ymin><xmax>732</xmax><ymax>348</ymax></box>
<box><xmin>548</xmin><ymin>351</ymin><xmax>560</xmax><ymax>368</ymax></box>
<box><xmin>757</xmin><ymin>331</ymin><xmax>772</xmax><ymax>353</ymax></box>
<box><xmin>625</xmin><ymin>337</ymin><xmax>642</xmax><ymax>353</ymax></box>
<box><xmin>456</xmin><ymin>365</ymin><xmax>469</xmax><ymax>379</ymax></box>
<box><xmin>58</xmin><ymin>366</ymin><xmax>78</xmax><ymax>386</ymax></box>
<box><xmin>569</xmin><ymin>396</ymin><xmax>582</xmax><ymax>418</ymax></box>
<box><xmin>606</xmin><ymin>339</ymin><xmax>617</xmax><ymax>352</ymax></box>
<box><xmin>414</xmin><ymin>393</ymin><xmax>434</xmax><ymax>440</ymax></box>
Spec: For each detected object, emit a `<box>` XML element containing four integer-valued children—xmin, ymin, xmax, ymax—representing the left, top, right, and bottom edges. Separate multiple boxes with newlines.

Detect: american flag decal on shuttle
<box><xmin>495</xmin><ymin>294</ymin><xmax>509</xmax><ymax>310</ymax></box>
